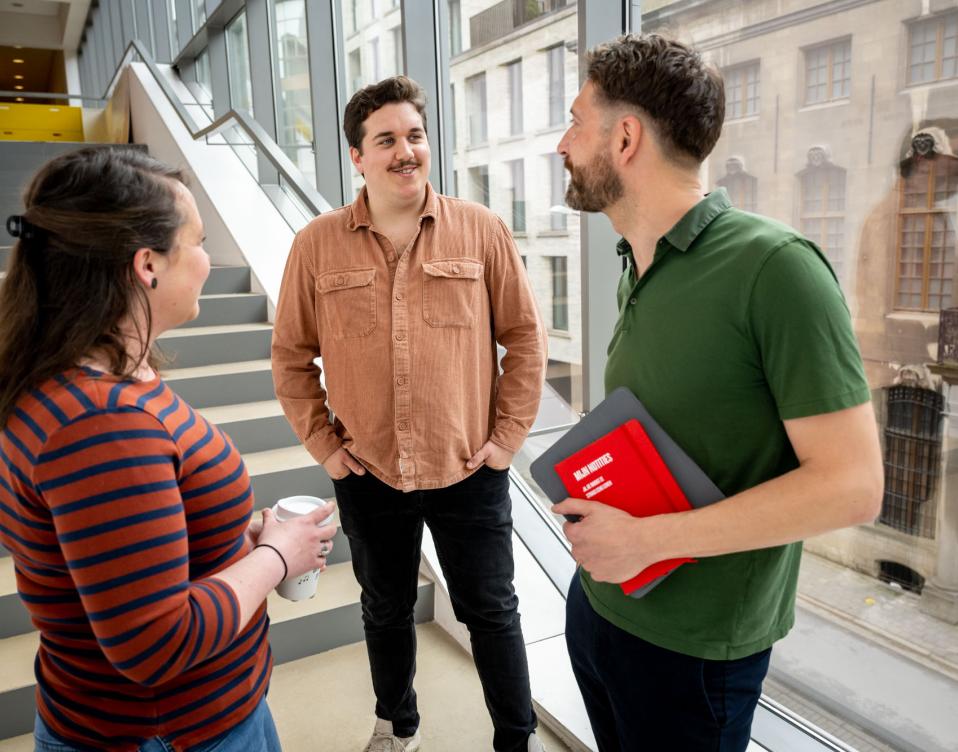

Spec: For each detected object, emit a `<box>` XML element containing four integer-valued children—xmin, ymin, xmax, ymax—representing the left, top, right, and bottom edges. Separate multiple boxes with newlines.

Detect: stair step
<box><xmin>163</xmin><ymin>359</ymin><xmax>276</xmax><ymax>409</ymax></box>
<box><xmin>245</xmin><ymin>444</ymin><xmax>335</xmax><ymax>507</ymax></box>
<box><xmin>183</xmin><ymin>293</ymin><xmax>268</xmax><ymax>328</ymax></box>
<box><xmin>157</xmin><ymin>323</ymin><xmax>273</xmax><ymax>369</ymax></box>
<box><xmin>0</xmin><ymin>632</ymin><xmax>39</xmax><ymax>740</ymax></box>
<box><xmin>204</xmin><ymin>265</ymin><xmax>251</xmax><ymax>295</ymax></box>
<box><xmin>197</xmin><ymin>399</ymin><xmax>298</xmax><ymax>454</ymax></box>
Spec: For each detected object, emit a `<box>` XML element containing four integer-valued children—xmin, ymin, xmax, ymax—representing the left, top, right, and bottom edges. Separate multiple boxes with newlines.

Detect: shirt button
<box><xmin>395</xmin><ymin>333</ymin><xmax>405</xmax><ymax>341</ymax></box>
<box><xmin>398</xmin><ymin>421</ymin><xmax>409</xmax><ymax>431</ymax></box>
<box><xmin>630</xmin><ymin>298</ymin><xmax>637</xmax><ymax>305</ymax></box>
<box><xmin>452</xmin><ymin>264</ymin><xmax>461</xmax><ymax>274</ymax></box>
<box><xmin>397</xmin><ymin>377</ymin><xmax>407</xmax><ymax>386</ymax></box>
<box><xmin>395</xmin><ymin>292</ymin><xmax>403</xmax><ymax>300</ymax></box>
<box><xmin>335</xmin><ymin>275</ymin><xmax>345</xmax><ymax>286</ymax></box>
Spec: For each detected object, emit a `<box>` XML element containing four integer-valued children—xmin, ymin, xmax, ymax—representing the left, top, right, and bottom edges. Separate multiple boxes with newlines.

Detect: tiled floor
<box><xmin>0</xmin><ymin>623</ymin><xmax>571</xmax><ymax>752</ymax></box>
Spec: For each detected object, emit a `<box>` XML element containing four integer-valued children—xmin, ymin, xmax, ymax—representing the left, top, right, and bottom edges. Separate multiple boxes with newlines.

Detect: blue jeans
<box><xmin>333</xmin><ymin>465</ymin><xmax>537</xmax><ymax>752</ymax></box>
<box><xmin>566</xmin><ymin>574</ymin><xmax>771</xmax><ymax>752</ymax></box>
<box><xmin>33</xmin><ymin>696</ymin><xmax>281</xmax><ymax>752</ymax></box>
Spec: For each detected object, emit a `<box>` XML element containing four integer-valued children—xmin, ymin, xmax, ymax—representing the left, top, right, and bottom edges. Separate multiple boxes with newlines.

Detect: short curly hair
<box><xmin>586</xmin><ymin>34</ymin><xmax>724</xmax><ymax>166</ymax></box>
<box><xmin>343</xmin><ymin>76</ymin><xmax>428</xmax><ymax>152</ymax></box>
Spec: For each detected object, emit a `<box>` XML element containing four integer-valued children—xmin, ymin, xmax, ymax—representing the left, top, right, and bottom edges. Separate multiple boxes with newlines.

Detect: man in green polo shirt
<box><xmin>551</xmin><ymin>34</ymin><xmax>884</xmax><ymax>751</ymax></box>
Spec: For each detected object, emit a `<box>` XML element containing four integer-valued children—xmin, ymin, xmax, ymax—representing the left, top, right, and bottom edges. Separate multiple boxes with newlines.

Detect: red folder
<box><xmin>554</xmin><ymin>419</ymin><xmax>696</xmax><ymax>595</ymax></box>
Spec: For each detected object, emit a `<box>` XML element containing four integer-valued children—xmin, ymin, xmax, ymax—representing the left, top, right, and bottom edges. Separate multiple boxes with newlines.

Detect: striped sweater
<box><xmin>0</xmin><ymin>368</ymin><xmax>271</xmax><ymax>750</ymax></box>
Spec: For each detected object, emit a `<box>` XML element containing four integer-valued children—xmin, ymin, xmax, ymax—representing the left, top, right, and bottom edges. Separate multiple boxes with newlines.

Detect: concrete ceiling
<box><xmin>0</xmin><ymin>0</ymin><xmax>92</xmax><ymax>52</ymax></box>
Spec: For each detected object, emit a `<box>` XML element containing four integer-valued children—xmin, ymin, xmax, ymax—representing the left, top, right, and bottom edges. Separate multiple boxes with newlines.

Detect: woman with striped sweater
<box><xmin>0</xmin><ymin>147</ymin><xmax>336</xmax><ymax>751</ymax></box>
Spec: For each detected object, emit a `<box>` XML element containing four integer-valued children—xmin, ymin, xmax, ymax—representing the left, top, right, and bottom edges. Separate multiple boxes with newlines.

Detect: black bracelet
<box><xmin>253</xmin><ymin>543</ymin><xmax>288</xmax><ymax>582</ymax></box>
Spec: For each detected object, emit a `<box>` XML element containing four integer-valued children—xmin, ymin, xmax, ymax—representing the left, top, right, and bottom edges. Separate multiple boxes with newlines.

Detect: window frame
<box><xmin>894</xmin><ymin>157</ymin><xmax>958</xmax><ymax>312</ymax></box>
<box><xmin>723</xmin><ymin>60</ymin><xmax>761</xmax><ymax>120</ymax></box>
<box><xmin>802</xmin><ymin>37</ymin><xmax>852</xmax><ymax>105</ymax></box>
<box><xmin>906</xmin><ymin>11</ymin><xmax>958</xmax><ymax>86</ymax></box>
<box><xmin>798</xmin><ymin>162</ymin><xmax>847</xmax><ymax>279</ymax></box>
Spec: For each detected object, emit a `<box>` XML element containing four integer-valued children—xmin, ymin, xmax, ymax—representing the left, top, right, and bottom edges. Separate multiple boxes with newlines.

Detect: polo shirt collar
<box><xmin>662</xmin><ymin>188</ymin><xmax>731</xmax><ymax>252</ymax></box>
<box><xmin>614</xmin><ymin>188</ymin><xmax>731</xmax><ymax>257</ymax></box>
<box><xmin>347</xmin><ymin>182</ymin><xmax>439</xmax><ymax>231</ymax></box>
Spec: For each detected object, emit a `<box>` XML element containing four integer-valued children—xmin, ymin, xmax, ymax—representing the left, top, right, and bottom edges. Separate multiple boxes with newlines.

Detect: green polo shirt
<box><xmin>580</xmin><ymin>189</ymin><xmax>871</xmax><ymax>660</ymax></box>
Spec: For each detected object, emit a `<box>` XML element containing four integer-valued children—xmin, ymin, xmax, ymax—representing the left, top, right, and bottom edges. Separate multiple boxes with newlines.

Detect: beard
<box><xmin>564</xmin><ymin>148</ymin><xmax>624</xmax><ymax>213</ymax></box>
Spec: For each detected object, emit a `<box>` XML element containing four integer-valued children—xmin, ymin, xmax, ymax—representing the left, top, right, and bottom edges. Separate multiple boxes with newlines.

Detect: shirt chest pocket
<box><xmin>317</xmin><ymin>268</ymin><xmax>377</xmax><ymax>338</ymax></box>
<box><xmin>422</xmin><ymin>259</ymin><xmax>484</xmax><ymax>328</ymax></box>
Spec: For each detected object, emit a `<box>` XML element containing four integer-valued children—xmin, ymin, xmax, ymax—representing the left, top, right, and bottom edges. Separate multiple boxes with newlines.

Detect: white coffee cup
<box><xmin>271</xmin><ymin>495</ymin><xmax>335</xmax><ymax>601</ymax></box>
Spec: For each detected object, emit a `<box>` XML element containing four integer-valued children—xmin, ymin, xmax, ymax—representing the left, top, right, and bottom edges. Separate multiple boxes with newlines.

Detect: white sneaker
<box><xmin>527</xmin><ymin>733</ymin><xmax>546</xmax><ymax>752</ymax></box>
<box><xmin>362</xmin><ymin>718</ymin><xmax>422</xmax><ymax>752</ymax></box>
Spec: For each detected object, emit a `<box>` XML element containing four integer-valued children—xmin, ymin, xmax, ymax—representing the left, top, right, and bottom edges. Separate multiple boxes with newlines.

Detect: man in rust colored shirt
<box><xmin>271</xmin><ymin>76</ymin><xmax>547</xmax><ymax>752</ymax></box>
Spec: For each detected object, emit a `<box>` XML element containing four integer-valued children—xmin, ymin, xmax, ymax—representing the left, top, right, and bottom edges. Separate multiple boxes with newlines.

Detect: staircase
<box><xmin>0</xmin><ymin>145</ymin><xmax>435</xmax><ymax>742</ymax></box>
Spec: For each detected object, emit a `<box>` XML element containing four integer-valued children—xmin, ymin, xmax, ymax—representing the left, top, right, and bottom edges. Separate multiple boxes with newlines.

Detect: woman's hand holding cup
<box><xmin>258</xmin><ymin>498</ymin><xmax>337</xmax><ymax>598</ymax></box>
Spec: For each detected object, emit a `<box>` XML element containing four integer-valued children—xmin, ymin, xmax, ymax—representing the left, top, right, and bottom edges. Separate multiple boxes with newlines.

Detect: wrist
<box><xmin>253</xmin><ymin>543</ymin><xmax>288</xmax><ymax>584</ymax></box>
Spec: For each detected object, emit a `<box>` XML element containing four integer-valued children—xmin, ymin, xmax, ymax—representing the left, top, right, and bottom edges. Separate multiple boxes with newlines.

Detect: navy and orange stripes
<box><xmin>0</xmin><ymin>369</ymin><xmax>270</xmax><ymax>751</ymax></box>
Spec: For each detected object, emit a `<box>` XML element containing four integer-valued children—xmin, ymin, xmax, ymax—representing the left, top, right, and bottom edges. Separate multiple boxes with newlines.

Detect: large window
<box><xmin>724</xmin><ymin>61</ymin><xmax>760</xmax><ymax>119</ymax></box>
<box><xmin>226</xmin><ymin>11</ymin><xmax>253</xmax><ymax>114</ymax></box>
<box><xmin>798</xmin><ymin>153</ymin><xmax>846</xmax><ymax>280</ymax></box>
<box><xmin>469</xmin><ymin>165</ymin><xmax>489</xmax><ymax>207</ymax></box>
<box><xmin>908</xmin><ymin>12</ymin><xmax>957</xmax><ymax>85</ymax></box>
<box><xmin>508</xmin><ymin>158</ymin><xmax>526</xmax><ymax>233</ymax></box>
<box><xmin>716</xmin><ymin>157</ymin><xmax>757</xmax><ymax>212</ymax></box>
<box><xmin>547</xmin><ymin>44</ymin><xmax>565</xmax><ymax>127</ymax></box>
<box><xmin>466</xmin><ymin>72</ymin><xmax>487</xmax><ymax>145</ymax></box>
<box><xmin>880</xmin><ymin>385</ymin><xmax>943</xmax><ymax>538</ymax></box>
<box><xmin>271</xmin><ymin>0</ymin><xmax>315</xmax><ymax>187</ymax></box>
<box><xmin>549</xmin><ymin>256</ymin><xmax>569</xmax><ymax>331</ymax></box>
<box><xmin>804</xmin><ymin>38</ymin><xmax>851</xmax><ymax>104</ymax></box>
<box><xmin>507</xmin><ymin>59</ymin><xmax>523</xmax><ymax>135</ymax></box>
<box><xmin>895</xmin><ymin>154</ymin><xmax>958</xmax><ymax>311</ymax></box>
<box><xmin>549</xmin><ymin>153</ymin><xmax>567</xmax><ymax>232</ymax></box>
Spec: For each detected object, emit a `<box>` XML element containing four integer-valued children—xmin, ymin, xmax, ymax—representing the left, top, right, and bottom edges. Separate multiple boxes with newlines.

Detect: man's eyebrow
<box><xmin>372</xmin><ymin>126</ymin><xmax>425</xmax><ymax>140</ymax></box>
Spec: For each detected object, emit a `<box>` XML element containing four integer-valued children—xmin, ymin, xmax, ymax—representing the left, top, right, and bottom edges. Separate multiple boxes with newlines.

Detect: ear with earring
<box><xmin>150</xmin><ymin>278</ymin><xmax>158</xmax><ymax>289</ymax></box>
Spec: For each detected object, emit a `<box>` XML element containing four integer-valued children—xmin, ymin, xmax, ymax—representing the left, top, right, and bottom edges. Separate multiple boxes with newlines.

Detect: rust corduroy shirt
<box><xmin>271</xmin><ymin>184</ymin><xmax>547</xmax><ymax>492</ymax></box>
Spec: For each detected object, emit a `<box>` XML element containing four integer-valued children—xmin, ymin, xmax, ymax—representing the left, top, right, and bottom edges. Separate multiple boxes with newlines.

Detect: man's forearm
<box><xmin>647</xmin><ymin>459</ymin><xmax>882</xmax><ymax>561</ymax></box>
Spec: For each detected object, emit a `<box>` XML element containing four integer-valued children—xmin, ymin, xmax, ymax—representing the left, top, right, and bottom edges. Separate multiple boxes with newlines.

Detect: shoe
<box><xmin>362</xmin><ymin>718</ymin><xmax>422</xmax><ymax>752</ymax></box>
<box><xmin>527</xmin><ymin>733</ymin><xmax>546</xmax><ymax>752</ymax></box>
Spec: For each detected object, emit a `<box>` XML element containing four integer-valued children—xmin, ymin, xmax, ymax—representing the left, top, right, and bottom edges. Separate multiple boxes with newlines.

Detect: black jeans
<box><xmin>566</xmin><ymin>574</ymin><xmax>771</xmax><ymax>752</ymax></box>
<box><xmin>333</xmin><ymin>466</ymin><xmax>537</xmax><ymax>752</ymax></box>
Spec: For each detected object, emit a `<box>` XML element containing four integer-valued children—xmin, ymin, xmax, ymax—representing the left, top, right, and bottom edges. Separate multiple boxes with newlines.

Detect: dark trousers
<box><xmin>333</xmin><ymin>466</ymin><xmax>537</xmax><ymax>752</ymax></box>
<box><xmin>566</xmin><ymin>574</ymin><xmax>770</xmax><ymax>752</ymax></box>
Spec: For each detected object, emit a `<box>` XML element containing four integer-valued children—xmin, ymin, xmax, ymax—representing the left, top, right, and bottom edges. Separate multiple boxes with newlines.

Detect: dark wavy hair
<box><xmin>587</xmin><ymin>33</ymin><xmax>725</xmax><ymax>167</ymax></box>
<box><xmin>343</xmin><ymin>75</ymin><xmax>428</xmax><ymax>152</ymax></box>
<box><xmin>0</xmin><ymin>147</ymin><xmax>186</xmax><ymax>425</ymax></box>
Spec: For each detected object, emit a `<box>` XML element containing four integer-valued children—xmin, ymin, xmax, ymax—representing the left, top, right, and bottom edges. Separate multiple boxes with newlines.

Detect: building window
<box><xmin>271</xmin><ymin>0</ymin><xmax>314</xmax><ymax>187</ymax></box>
<box><xmin>370</xmin><ymin>37</ymin><xmax>381</xmax><ymax>81</ymax></box>
<box><xmin>392</xmin><ymin>26</ymin><xmax>403</xmax><ymax>75</ymax></box>
<box><xmin>798</xmin><ymin>147</ymin><xmax>846</xmax><ymax>279</ymax></box>
<box><xmin>507</xmin><ymin>59</ymin><xmax>523</xmax><ymax>135</ymax></box>
<box><xmin>547</xmin><ymin>44</ymin><xmax>565</xmax><ymax>127</ymax></box>
<box><xmin>350</xmin><ymin>0</ymin><xmax>358</xmax><ymax>34</ymax></box>
<box><xmin>449</xmin><ymin>0</ymin><xmax>462</xmax><ymax>56</ymax></box>
<box><xmin>469</xmin><ymin>165</ymin><xmax>489</xmax><ymax>207</ymax></box>
<box><xmin>549</xmin><ymin>153</ymin><xmax>567</xmax><ymax>231</ymax></box>
<box><xmin>450</xmin><ymin>83</ymin><xmax>456</xmax><ymax>150</ymax></box>
<box><xmin>349</xmin><ymin>48</ymin><xmax>363</xmax><ymax>94</ymax></box>
<box><xmin>549</xmin><ymin>256</ymin><xmax>569</xmax><ymax>331</ymax></box>
<box><xmin>724</xmin><ymin>61</ymin><xmax>760</xmax><ymax>119</ymax></box>
<box><xmin>804</xmin><ymin>38</ymin><xmax>851</xmax><ymax>104</ymax></box>
<box><xmin>908</xmin><ymin>12</ymin><xmax>958</xmax><ymax>85</ymax></box>
<box><xmin>716</xmin><ymin>157</ymin><xmax>757</xmax><ymax>212</ymax></box>
<box><xmin>466</xmin><ymin>72</ymin><xmax>487</xmax><ymax>145</ymax></box>
<box><xmin>508</xmin><ymin>159</ymin><xmax>526</xmax><ymax>233</ymax></box>
<box><xmin>895</xmin><ymin>147</ymin><xmax>958</xmax><ymax>311</ymax></box>
<box><xmin>880</xmin><ymin>384</ymin><xmax>943</xmax><ymax>539</ymax></box>
<box><xmin>226</xmin><ymin>11</ymin><xmax>253</xmax><ymax>114</ymax></box>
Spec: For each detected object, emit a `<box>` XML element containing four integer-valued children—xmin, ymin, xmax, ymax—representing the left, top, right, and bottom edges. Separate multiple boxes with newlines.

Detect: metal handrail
<box><xmin>1</xmin><ymin>39</ymin><xmax>330</xmax><ymax>217</ymax></box>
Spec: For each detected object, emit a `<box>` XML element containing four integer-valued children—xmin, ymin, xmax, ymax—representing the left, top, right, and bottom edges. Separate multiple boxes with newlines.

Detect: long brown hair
<box><xmin>0</xmin><ymin>147</ymin><xmax>186</xmax><ymax>425</ymax></box>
